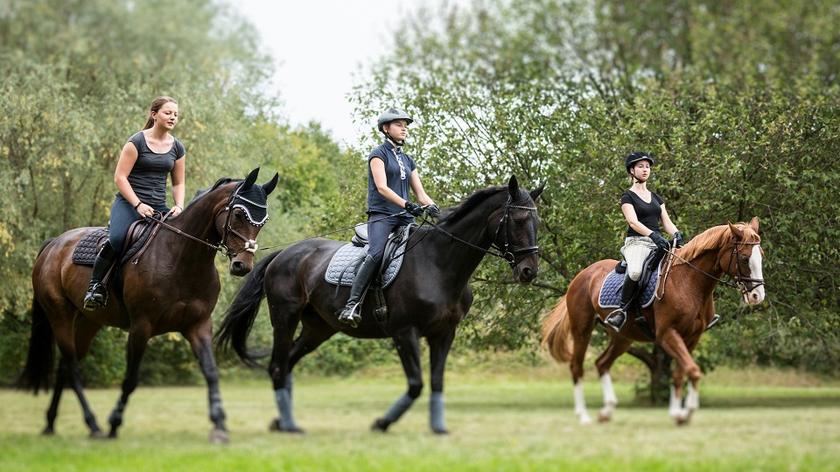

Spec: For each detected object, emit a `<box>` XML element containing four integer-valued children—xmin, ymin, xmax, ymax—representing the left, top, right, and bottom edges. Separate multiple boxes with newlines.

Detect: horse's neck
<box><xmin>426</xmin><ymin>199</ymin><xmax>500</xmax><ymax>288</ymax></box>
<box><xmin>152</xmin><ymin>195</ymin><xmax>223</xmax><ymax>269</ymax></box>
<box><xmin>673</xmin><ymin>247</ymin><xmax>724</xmax><ymax>300</ymax></box>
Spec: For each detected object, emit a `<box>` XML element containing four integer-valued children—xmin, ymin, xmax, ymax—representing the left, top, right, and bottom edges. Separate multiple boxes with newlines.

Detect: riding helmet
<box><xmin>377</xmin><ymin>108</ymin><xmax>413</xmax><ymax>132</ymax></box>
<box><xmin>625</xmin><ymin>152</ymin><xmax>655</xmax><ymax>173</ymax></box>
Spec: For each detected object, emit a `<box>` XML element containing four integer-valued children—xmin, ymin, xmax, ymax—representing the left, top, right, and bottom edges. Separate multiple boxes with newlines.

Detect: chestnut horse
<box><xmin>542</xmin><ymin>218</ymin><xmax>765</xmax><ymax>425</ymax></box>
<box><xmin>18</xmin><ymin>168</ymin><xmax>278</xmax><ymax>443</ymax></box>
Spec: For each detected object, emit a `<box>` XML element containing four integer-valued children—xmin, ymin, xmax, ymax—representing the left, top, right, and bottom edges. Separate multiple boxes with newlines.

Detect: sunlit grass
<box><xmin>2</xmin><ymin>368</ymin><xmax>839</xmax><ymax>471</ymax></box>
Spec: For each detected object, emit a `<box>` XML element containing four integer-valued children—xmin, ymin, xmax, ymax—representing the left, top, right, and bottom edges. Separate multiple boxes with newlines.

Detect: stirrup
<box><xmin>604</xmin><ymin>308</ymin><xmax>626</xmax><ymax>332</ymax></box>
<box><xmin>337</xmin><ymin>302</ymin><xmax>362</xmax><ymax>328</ymax></box>
<box><xmin>706</xmin><ymin>314</ymin><xmax>721</xmax><ymax>330</ymax></box>
<box><xmin>82</xmin><ymin>284</ymin><xmax>108</xmax><ymax>311</ymax></box>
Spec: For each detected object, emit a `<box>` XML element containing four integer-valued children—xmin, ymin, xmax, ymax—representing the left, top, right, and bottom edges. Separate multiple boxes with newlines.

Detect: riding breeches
<box><xmin>620</xmin><ymin>236</ymin><xmax>658</xmax><ymax>281</ymax></box>
<box><xmin>366</xmin><ymin>212</ymin><xmax>412</xmax><ymax>265</ymax></box>
<box><xmin>108</xmin><ymin>197</ymin><xmax>168</xmax><ymax>253</ymax></box>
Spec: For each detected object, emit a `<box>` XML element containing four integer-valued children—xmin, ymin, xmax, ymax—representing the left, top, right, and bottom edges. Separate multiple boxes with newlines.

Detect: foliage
<box><xmin>349</xmin><ymin>0</ymin><xmax>840</xmax><ymax>377</ymax></box>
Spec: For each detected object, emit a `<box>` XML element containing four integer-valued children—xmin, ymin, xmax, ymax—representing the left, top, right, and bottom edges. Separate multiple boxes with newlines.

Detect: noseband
<box><xmin>492</xmin><ymin>196</ymin><xmax>540</xmax><ymax>267</ymax></box>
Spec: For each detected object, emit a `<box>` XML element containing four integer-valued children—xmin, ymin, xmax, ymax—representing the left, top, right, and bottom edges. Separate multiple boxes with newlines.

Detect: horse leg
<box><xmin>42</xmin><ymin>357</ymin><xmax>67</xmax><ymax>435</ymax></box>
<box><xmin>184</xmin><ymin>320</ymin><xmax>229</xmax><ymax>444</ymax></box>
<box><xmin>569</xmin><ymin>312</ymin><xmax>594</xmax><ymax>425</ymax></box>
<box><xmin>269</xmin><ymin>314</ymin><xmax>335</xmax><ymax>434</ymax></box>
<box><xmin>658</xmin><ymin>328</ymin><xmax>702</xmax><ymax>426</ymax></box>
<box><xmin>594</xmin><ymin>335</ymin><xmax>633</xmax><ymax>423</ymax></box>
<box><xmin>67</xmin><ymin>316</ymin><xmax>105</xmax><ymax>438</ymax></box>
<box><xmin>107</xmin><ymin>324</ymin><xmax>151</xmax><ymax>438</ymax></box>
<box><xmin>372</xmin><ymin>327</ymin><xmax>422</xmax><ymax>432</ymax></box>
<box><xmin>427</xmin><ymin>327</ymin><xmax>456</xmax><ymax>435</ymax></box>
<box><xmin>669</xmin><ymin>363</ymin><xmax>686</xmax><ymax>420</ymax></box>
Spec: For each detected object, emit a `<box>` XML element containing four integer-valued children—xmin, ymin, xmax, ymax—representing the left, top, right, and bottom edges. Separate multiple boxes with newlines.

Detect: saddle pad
<box><xmin>598</xmin><ymin>265</ymin><xmax>661</xmax><ymax>309</ymax></box>
<box><xmin>324</xmin><ymin>225</ymin><xmax>411</xmax><ymax>288</ymax></box>
<box><xmin>71</xmin><ymin>223</ymin><xmax>154</xmax><ymax>267</ymax></box>
<box><xmin>72</xmin><ymin>228</ymin><xmax>109</xmax><ymax>266</ymax></box>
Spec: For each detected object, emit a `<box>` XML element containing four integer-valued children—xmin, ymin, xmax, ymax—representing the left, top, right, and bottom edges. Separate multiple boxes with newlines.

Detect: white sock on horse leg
<box><xmin>574</xmin><ymin>380</ymin><xmax>592</xmax><ymax>424</ymax></box>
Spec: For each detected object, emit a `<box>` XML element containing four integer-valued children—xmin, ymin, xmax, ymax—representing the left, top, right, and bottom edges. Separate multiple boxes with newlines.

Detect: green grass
<box><xmin>2</xmin><ymin>368</ymin><xmax>839</xmax><ymax>471</ymax></box>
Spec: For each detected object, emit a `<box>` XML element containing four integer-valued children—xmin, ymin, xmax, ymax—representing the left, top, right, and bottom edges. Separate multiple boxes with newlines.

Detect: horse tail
<box><xmin>18</xmin><ymin>290</ymin><xmax>55</xmax><ymax>395</ymax></box>
<box><xmin>541</xmin><ymin>295</ymin><xmax>573</xmax><ymax>363</ymax></box>
<box><xmin>215</xmin><ymin>250</ymin><xmax>281</xmax><ymax>367</ymax></box>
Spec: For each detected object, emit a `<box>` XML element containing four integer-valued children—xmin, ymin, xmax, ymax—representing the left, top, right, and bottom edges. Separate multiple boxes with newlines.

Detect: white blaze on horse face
<box><xmin>746</xmin><ymin>245</ymin><xmax>765</xmax><ymax>305</ymax></box>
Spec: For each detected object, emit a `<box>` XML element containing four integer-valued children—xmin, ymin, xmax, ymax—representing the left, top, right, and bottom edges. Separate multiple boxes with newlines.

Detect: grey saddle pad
<box><xmin>325</xmin><ymin>225</ymin><xmax>412</xmax><ymax>288</ymax></box>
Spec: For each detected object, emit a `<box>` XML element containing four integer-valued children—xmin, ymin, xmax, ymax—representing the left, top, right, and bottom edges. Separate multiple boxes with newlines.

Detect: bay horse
<box><xmin>19</xmin><ymin>168</ymin><xmax>278</xmax><ymax>443</ymax></box>
<box><xmin>542</xmin><ymin>217</ymin><xmax>765</xmax><ymax>425</ymax></box>
<box><xmin>216</xmin><ymin>176</ymin><xmax>543</xmax><ymax>434</ymax></box>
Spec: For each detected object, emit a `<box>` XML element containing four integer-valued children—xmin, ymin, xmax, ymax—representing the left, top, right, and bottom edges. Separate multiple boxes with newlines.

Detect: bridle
<box><xmin>148</xmin><ymin>182</ymin><xmax>267</xmax><ymax>258</ymax></box>
<box><xmin>217</xmin><ymin>184</ymin><xmax>267</xmax><ymax>257</ymax></box>
<box><xmin>660</xmin><ymin>238</ymin><xmax>764</xmax><ymax>299</ymax></box>
<box><xmin>725</xmin><ymin>240</ymin><xmax>765</xmax><ymax>296</ymax></box>
<box><xmin>429</xmin><ymin>195</ymin><xmax>539</xmax><ymax>268</ymax></box>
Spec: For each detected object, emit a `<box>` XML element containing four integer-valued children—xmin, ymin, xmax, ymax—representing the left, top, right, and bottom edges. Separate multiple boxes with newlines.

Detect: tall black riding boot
<box><xmin>337</xmin><ymin>255</ymin><xmax>379</xmax><ymax>327</ymax></box>
<box><xmin>83</xmin><ymin>243</ymin><xmax>116</xmax><ymax>311</ymax></box>
<box><xmin>605</xmin><ymin>277</ymin><xmax>639</xmax><ymax>332</ymax></box>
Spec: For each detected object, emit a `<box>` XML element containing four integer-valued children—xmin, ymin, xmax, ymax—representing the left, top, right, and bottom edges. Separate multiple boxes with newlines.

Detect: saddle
<box><xmin>598</xmin><ymin>252</ymin><xmax>664</xmax><ymax>311</ymax></box>
<box><xmin>325</xmin><ymin>224</ymin><xmax>414</xmax><ymax>328</ymax></box>
<box><xmin>72</xmin><ymin>215</ymin><xmax>166</xmax><ymax>267</ymax></box>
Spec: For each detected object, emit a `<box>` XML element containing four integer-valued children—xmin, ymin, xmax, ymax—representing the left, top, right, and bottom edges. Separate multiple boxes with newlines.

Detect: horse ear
<box><xmin>262</xmin><ymin>173</ymin><xmax>279</xmax><ymax>195</ymax></box>
<box><xmin>728</xmin><ymin>221</ymin><xmax>744</xmax><ymax>240</ymax></box>
<box><xmin>508</xmin><ymin>175</ymin><xmax>519</xmax><ymax>197</ymax></box>
<box><xmin>243</xmin><ymin>167</ymin><xmax>260</xmax><ymax>189</ymax></box>
<box><xmin>749</xmin><ymin>216</ymin><xmax>760</xmax><ymax>233</ymax></box>
<box><xmin>530</xmin><ymin>183</ymin><xmax>545</xmax><ymax>202</ymax></box>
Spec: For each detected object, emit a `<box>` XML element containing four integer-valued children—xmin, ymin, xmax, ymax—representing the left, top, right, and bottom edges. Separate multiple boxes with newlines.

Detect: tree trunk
<box><xmin>628</xmin><ymin>345</ymin><xmax>672</xmax><ymax>405</ymax></box>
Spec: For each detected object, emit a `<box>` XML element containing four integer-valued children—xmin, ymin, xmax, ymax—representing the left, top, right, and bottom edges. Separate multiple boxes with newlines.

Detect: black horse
<box><xmin>216</xmin><ymin>176</ymin><xmax>542</xmax><ymax>434</ymax></box>
<box><xmin>19</xmin><ymin>168</ymin><xmax>278</xmax><ymax>443</ymax></box>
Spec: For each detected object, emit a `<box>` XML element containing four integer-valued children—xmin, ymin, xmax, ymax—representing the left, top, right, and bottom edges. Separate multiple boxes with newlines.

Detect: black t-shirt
<box><xmin>620</xmin><ymin>190</ymin><xmax>664</xmax><ymax>237</ymax></box>
<box><xmin>366</xmin><ymin>140</ymin><xmax>416</xmax><ymax>219</ymax></box>
<box><xmin>116</xmin><ymin>131</ymin><xmax>185</xmax><ymax>207</ymax></box>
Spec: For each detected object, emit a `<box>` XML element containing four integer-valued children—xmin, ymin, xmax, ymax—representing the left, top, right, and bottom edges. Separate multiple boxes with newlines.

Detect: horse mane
<box><xmin>188</xmin><ymin>178</ymin><xmax>239</xmax><ymax>206</ymax></box>
<box><xmin>438</xmin><ymin>186</ymin><xmax>531</xmax><ymax>224</ymax></box>
<box><xmin>674</xmin><ymin>222</ymin><xmax>757</xmax><ymax>264</ymax></box>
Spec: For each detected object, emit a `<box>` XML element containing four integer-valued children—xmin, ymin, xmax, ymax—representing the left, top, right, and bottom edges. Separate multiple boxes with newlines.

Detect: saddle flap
<box><xmin>352</xmin><ymin>223</ymin><xmax>368</xmax><ymax>247</ymax></box>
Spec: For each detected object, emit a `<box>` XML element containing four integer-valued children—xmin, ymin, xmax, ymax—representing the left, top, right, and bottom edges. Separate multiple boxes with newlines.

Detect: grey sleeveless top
<box><xmin>116</xmin><ymin>131</ymin><xmax>185</xmax><ymax>207</ymax></box>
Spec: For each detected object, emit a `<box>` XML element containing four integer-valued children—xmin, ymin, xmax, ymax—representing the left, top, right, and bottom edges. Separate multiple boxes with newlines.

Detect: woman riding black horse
<box><xmin>337</xmin><ymin>108</ymin><xmax>439</xmax><ymax>326</ymax></box>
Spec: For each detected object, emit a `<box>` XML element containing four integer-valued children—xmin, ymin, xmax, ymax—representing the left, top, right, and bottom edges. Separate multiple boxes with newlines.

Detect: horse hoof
<box><xmin>209</xmin><ymin>428</ymin><xmax>229</xmax><ymax>444</ymax></box>
<box><xmin>107</xmin><ymin>430</ymin><xmax>118</xmax><ymax>439</ymax></box>
<box><xmin>89</xmin><ymin>430</ymin><xmax>106</xmax><ymax>440</ymax></box>
<box><xmin>432</xmin><ymin>428</ymin><xmax>449</xmax><ymax>435</ymax></box>
<box><xmin>674</xmin><ymin>411</ymin><xmax>692</xmax><ymax>426</ymax></box>
<box><xmin>597</xmin><ymin>411</ymin><xmax>612</xmax><ymax>423</ymax></box>
<box><xmin>41</xmin><ymin>427</ymin><xmax>55</xmax><ymax>436</ymax></box>
<box><xmin>371</xmin><ymin>418</ymin><xmax>390</xmax><ymax>432</ymax></box>
<box><xmin>579</xmin><ymin>417</ymin><xmax>593</xmax><ymax>425</ymax></box>
<box><xmin>269</xmin><ymin>418</ymin><xmax>281</xmax><ymax>432</ymax></box>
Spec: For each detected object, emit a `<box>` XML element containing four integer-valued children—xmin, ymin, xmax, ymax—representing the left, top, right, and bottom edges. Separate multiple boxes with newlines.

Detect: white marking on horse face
<box><xmin>746</xmin><ymin>245</ymin><xmax>765</xmax><ymax>305</ymax></box>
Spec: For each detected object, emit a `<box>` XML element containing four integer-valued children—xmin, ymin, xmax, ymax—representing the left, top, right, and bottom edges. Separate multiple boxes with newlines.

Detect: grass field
<box><xmin>2</xmin><ymin>366</ymin><xmax>839</xmax><ymax>471</ymax></box>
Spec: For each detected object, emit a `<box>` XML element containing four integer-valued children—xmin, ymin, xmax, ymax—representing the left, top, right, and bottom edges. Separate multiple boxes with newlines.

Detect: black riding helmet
<box><xmin>377</xmin><ymin>108</ymin><xmax>413</xmax><ymax>133</ymax></box>
<box><xmin>625</xmin><ymin>151</ymin><xmax>655</xmax><ymax>173</ymax></box>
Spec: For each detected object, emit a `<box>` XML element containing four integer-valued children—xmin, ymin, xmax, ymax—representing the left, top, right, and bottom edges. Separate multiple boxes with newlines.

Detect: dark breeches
<box><xmin>108</xmin><ymin>198</ymin><xmax>168</xmax><ymax>253</ymax></box>
<box><xmin>366</xmin><ymin>213</ymin><xmax>411</xmax><ymax>265</ymax></box>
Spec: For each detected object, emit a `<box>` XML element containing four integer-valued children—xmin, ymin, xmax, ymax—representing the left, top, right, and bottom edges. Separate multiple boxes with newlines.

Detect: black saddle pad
<box><xmin>72</xmin><ymin>229</ymin><xmax>109</xmax><ymax>266</ymax></box>
<box><xmin>71</xmin><ymin>223</ymin><xmax>155</xmax><ymax>266</ymax></box>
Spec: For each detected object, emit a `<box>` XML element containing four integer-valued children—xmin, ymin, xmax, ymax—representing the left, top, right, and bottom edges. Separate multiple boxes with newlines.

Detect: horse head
<box><xmin>723</xmin><ymin>216</ymin><xmax>765</xmax><ymax>305</ymax></box>
<box><xmin>214</xmin><ymin>167</ymin><xmax>279</xmax><ymax>276</ymax></box>
<box><xmin>490</xmin><ymin>175</ymin><xmax>543</xmax><ymax>283</ymax></box>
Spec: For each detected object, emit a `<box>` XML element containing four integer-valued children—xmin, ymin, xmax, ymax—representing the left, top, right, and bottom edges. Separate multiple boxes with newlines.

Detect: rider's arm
<box><xmin>370</xmin><ymin>157</ymin><xmax>409</xmax><ymax>207</ymax></box>
<box><xmin>660</xmin><ymin>204</ymin><xmax>679</xmax><ymax>236</ymax></box>
<box><xmin>114</xmin><ymin>142</ymin><xmax>141</xmax><ymax>207</ymax></box>
<box><xmin>170</xmin><ymin>155</ymin><xmax>186</xmax><ymax>211</ymax></box>
<box><xmin>408</xmin><ymin>169</ymin><xmax>435</xmax><ymax>206</ymax></box>
<box><xmin>621</xmin><ymin>203</ymin><xmax>656</xmax><ymax>236</ymax></box>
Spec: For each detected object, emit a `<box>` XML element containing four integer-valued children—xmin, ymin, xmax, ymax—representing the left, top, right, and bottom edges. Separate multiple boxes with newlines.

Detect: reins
<box><xmin>657</xmin><ymin>240</ymin><xmax>764</xmax><ymax>299</ymax></box>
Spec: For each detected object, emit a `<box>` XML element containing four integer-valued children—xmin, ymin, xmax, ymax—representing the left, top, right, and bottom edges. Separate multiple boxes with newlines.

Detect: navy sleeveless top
<box><xmin>116</xmin><ymin>131</ymin><xmax>185</xmax><ymax>208</ymax></box>
<box><xmin>620</xmin><ymin>190</ymin><xmax>664</xmax><ymax>237</ymax></box>
<box><xmin>366</xmin><ymin>140</ymin><xmax>416</xmax><ymax>219</ymax></box>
